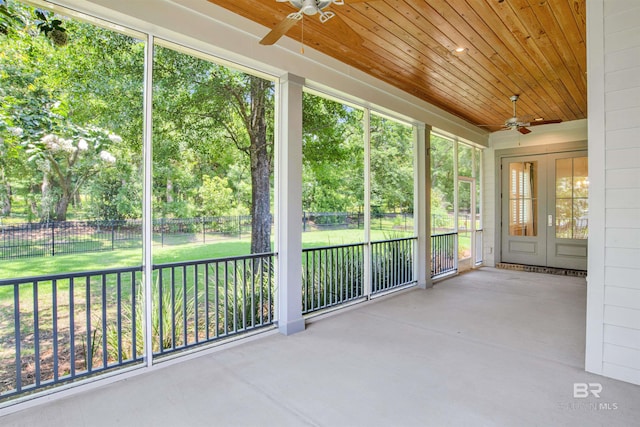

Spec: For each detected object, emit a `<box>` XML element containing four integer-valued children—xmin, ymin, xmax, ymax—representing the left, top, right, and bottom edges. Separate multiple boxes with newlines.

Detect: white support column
<box><xmin>275</xmin><ymin>73</ymin><xmax>305</xmax><ymax>335</ymax></box>
<box><xmin>142</xmin><ymin>34</ymin><xmax>154</xmax><ymax>365</ymax></box>
<box><xmin>415</xmin><ymin>124</ymin><xmax>432</xmax><ymax>289</ymax></box>
<box><xmin>363</xmin><ymin>109</ymin><xmax>372</xmax><ymax>297</ymax></box>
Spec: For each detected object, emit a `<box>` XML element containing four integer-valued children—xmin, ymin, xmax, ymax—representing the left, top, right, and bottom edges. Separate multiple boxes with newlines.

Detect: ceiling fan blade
<box><xmin>528</xmin><ymin>119</ymin><xmax>563</xmax><ymax>126</ymax></box>
<box><xmin>260</xmin><ymin>16</ymin><xmax>300</xmax><ymax>45</ymax></box>
<box><xmin>518</xmin><ymin>127</ymin><xmax>532</xmax><ymax>135</ymax></box>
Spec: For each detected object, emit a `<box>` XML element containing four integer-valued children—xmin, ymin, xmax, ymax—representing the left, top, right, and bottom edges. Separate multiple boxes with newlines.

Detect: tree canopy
<box><xmin>1</xmin><ymin>0</ymin><xmax>422</xmax><ymax>253</ymax></box>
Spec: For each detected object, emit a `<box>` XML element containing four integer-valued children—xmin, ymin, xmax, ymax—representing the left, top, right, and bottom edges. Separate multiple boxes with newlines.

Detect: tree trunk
<box><xmin>41</xmin><ymin>174</ymin><xmax>52</xmax><ymax>221</ymax></box>
<box><xmin>249</xmin><ymin>77</ymin><xmax>272</xmax><ymax>254</ymax></box>
<box><xmin>166</xmin><ymin>179</ymin><xmax>174</xmax><ymax>204</ymax></box>
<box><xmin>55</xmin><ymin>194</ymin><xmax>70</xmax><ymax>221</ymax></box>
<box><xmin>0</xmin><ymin>182</ymin><xmax>10</xmax><ymax>216</ymax></box>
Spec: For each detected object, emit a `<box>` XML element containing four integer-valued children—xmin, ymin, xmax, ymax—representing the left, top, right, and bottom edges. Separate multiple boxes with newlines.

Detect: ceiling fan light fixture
<box><xmin>290</xmin><ymin>0</ymin><xmax>333</xmax><ymax>15</ymax></box>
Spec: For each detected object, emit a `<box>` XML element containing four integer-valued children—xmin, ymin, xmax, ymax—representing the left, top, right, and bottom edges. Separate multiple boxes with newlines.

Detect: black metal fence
<box><xmin>0</xmin><ymin>217</ymin><xmax>252</xmax><ymax>260</ymax></box>
<box><xmin>0</xmin><ymin>252</ymin><xmax>275</xmax><ymax>400</ymax></box>
<box><xmin>0</xmin><ymin>213</ymin><xmax>414</xmax><ymax>261</ymax></box>
<box><xmin>302</xmin><ymin>212</ymin><xmax>413</xmax><ymax>232</ymax></box>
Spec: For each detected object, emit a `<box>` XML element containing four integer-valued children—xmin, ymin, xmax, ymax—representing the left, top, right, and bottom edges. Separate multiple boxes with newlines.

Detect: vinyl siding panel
<box><xmin>606</xmin><ymin>228</ymin><xmax>640</xmax><ymax>249</ymax></box>
<box><xmin>588</xmin><ymin>0</ymin><xmax>640</xmax><ymax>385</ymax></box>
<box><xmin>601</xmin><ymin>0</ymin><xmax>640</xmax><ymax>384</ymax></box>
<box><xmin>603</xmin><ymin>343</ymin><xmax>640</xmax><ymax>370</ymax></box>
<box><xmin>604</xmin><ymin>324</ymin><xmax>640</xmax><ymax>350</ymax></box>
<box><xmin>605</xmin><ymin>266</ymin><xmax>640</xmax><ymax>290</ymax></box>
<box><xmin>602</xmin><ymin>362</ymin><xmax>640</xmax><ymax>385</ymax></box>
<box><xmin>605</xmin><ymin>148</ymin><xmax>640</xmax><ymax>170</ymax></box>
<box><xmin>606</xmin><ymin>168</ymin><xmax>640</xmax><ymax>189</ymax></box>
<box><xmin>604</xmin><ymin>305</ymin><xmax>640</xmax><ymax>330</ymax></box>
<box><xmin>605</xmin><ymin>209</ymin><xmax>640</xmax><ymax>229</ymax></box>
<box><xmin>605</xmin><ymin>287</ymin><xmax>640</xmax><ymax>310</ymax></box>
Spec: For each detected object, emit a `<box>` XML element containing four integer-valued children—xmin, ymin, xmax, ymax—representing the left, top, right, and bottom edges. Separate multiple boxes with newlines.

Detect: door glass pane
<box><xmin>508</xmin><ymin>162</ymin><xmax>537</xmax><ymax>236</ymax></box>
<box><xmin>555</xmin><ymin>199</ymin><xmax>573</xmax><ymax>239</ymax></box>
<box><xmin>555</xmin><ymin>158</ymin><xmax>573</xmax><ymax>198</ymax></box>
<box><xmin>555</xmin><ymin>156</ymin><xmax>588</xmax><ymax>239</ymax></box>
<box><xmin>574</xmin><ymin>157</ymin><xmax>589</xmax><ymax>198</ymax></box>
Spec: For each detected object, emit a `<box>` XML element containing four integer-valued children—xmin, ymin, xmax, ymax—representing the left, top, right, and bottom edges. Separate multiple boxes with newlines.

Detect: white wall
<box><xmin>482</xmin><ymin>120</ymin><xmax>588</xmax><ymax>267</ymax></box>
<box><xmin>586</xmin><ymin>0</ymin><xmax>640</xmax><ymax>385</ymax></box>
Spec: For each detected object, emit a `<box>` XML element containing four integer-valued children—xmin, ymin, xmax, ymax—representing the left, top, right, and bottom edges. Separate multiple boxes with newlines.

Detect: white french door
<box><xmin>501</xmin><ymin>151</ymin><xmax>588</xmax><ymax>270</ymax></box>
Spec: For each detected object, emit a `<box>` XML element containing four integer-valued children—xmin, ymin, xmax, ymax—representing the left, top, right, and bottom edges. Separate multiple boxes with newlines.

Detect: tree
<box><xmin>302</xmin><ymin>93</ymin><xmax>364</xmax><ymax>213</ymax></box>
<box><xmin>25</xmin><ymin>123</ymin><xmax>118</xmax><ymax>221</ymax></box>
<box><xmin>198</xmin><ymin>175</ymin><xmax>235</xmax><ymax>217</ymax></box>
<box><xmin>370</xmin><ymin>115</ymin><xmax>414</xmax><ymax>213</ymax></box>
<box><xmin>1</xmin><ymin>1</ymin><xmax>144</xmax><ymax>221</ymax></box>
<box><xmin>152</xmin><ymin>46</ymin><xmax>275</xmax><ymax>254</ymax></box>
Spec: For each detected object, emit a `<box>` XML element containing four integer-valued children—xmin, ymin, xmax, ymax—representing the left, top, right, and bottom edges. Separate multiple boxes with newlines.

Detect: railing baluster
<box><xmin>85</xmin><ymin>275</ymin><xmax>91</xmax><ymax>373</ymax></box>
<box><xmin>101</xmin><ymin>273</ymin><xmax>107</xmax><ymax>369</ymax></box>
<box><xmin>233</xmin><ymin>261</ymin><xmax>238</xmax><ymax>333</ymax></box>
<box><xmin>223</xmin><ymin>261</ymin><xmax>229</xmax><ymax>335</ymax></box>
<box><xmin>14</xmin><ymin>283</ymin><xmax>21</xmax><ymax>393</ymax></box>
<box><xmin>52</xmin><ymin>278</ymin><xmax>59</xmax><ymax>383</ymax></box>
<box><xmin>205</xmin><ymin>262</ymin><xmax>210</xmax><ymax>341</ymax></box>
<box><xmin>33</xmin><ymin>280</ymin><xmax>40</xmax><ymax>388</ymax></box>
<box><xmin>171</xmin><ymin>267</ymin><xmax>176</xmax><ymax>349</ymax></box>
<box><xmin>158</xmin><ymin>268</ymin><xmax>164</xmax><ymax>354</ymax></box>
<box><xmin>116</xmin><ymin>272</ymin><xmax>122</xmax><ymax>365</ymax></box>
<box><xmin>250</xmin><ymin>258</ymin><xmax>255</xmax><ymax>328</ymax></box>
<box><xmin>131</xmin><ymin>271</ymin><xmax>137</xmax><ymax>360</ymax></box>
<box><xmin>215</xmin><ymin>260</ymin><xmax>220</xmax><ymax>337</ymax></box>
<box><xmin>69</xmin><ymin>277</ymin><xmax>75</xmax><ymax>378</ymax></box>
<box><xmin>182</xmin><ymin>265</ymin><xmax>187</xmax><ymax>347</ymax></box>
<box><xmin>242</xmin><ymin>258</ymin><xmax>247</xmax><ymax>331</ymax></box>
<box><xmin>194</xmin><ymin>263</ymin><xmax>199</xmax><ymax>343</ymax></box>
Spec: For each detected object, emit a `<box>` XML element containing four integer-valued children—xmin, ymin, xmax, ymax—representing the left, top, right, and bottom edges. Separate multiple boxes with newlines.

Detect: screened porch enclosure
<box><xmin>0</xmin><ymin>1</ymin><xmax>481</xmax><ymax>406</ymax></box>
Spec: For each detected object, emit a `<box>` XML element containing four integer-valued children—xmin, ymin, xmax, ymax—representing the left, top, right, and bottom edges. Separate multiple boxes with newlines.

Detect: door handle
<box><xmin>548</xmin><ymin>214</ymin><xmax>553</xmax><ymax>227</ymax></box>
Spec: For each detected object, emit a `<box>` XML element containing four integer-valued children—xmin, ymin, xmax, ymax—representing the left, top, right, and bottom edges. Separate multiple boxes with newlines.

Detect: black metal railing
<box><xmin>152</xmin><ymin>252</ymin><xmax>274</xmax><ymax>357</ymax></box>
<box><xmin>0</xmin><ymin>252</ymin><xmax>275</xmax><ymax>400</ymax></box>
<box><xmin>0</xmin><ymin>266</ymin><xmax>144</xmax><ymax>400</ymax></box>
<box><xmin>431</xmin><ymin>232</ymin><xmax>457</xmax><ymax>277</ymax></box>
<box><xmin>302</xmin><ymin>243</ymin><xmax>365</xmax><ymax>314</ymax></box>
<box><xmin>371</xmin><ymin>237</ymin><xmax>416</xmax><ymax>294</ymax></box>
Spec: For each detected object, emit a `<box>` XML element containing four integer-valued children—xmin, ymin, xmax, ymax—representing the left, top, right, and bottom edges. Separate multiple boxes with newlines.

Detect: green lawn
<box><xmin>0</xmin><ymin>229</ymin><xmax>412</xmax><ymax>280</ymax></box>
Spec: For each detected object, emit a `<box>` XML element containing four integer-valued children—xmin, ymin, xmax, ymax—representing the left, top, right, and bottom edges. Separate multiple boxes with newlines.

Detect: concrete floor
<box><xmin>2</xmin><ymin>268</ymin><xmax>639</xmax><ymax>426</ymax></box>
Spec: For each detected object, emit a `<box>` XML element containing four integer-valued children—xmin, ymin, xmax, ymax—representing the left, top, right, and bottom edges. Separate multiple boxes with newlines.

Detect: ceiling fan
<box><xmin>488</xmin><ymin>95</ymin><xmax>562</xmax><ymax>134</ymax></box>
<box><xmin>260</xmin><ymin>0</ymin><xmax>368</xmax><ymax>46</ymax></box>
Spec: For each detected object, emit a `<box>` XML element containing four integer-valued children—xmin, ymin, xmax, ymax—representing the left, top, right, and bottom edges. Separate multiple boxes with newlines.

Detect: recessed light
<box><xmin>453</xmin><ymin>47</ymin><xmax>467</xmax><ymax>54</ymax></box>
<box><xmin>534</xmin><ymin>117</ymin><xmax>544</xmax><ymax>121</ymax></box>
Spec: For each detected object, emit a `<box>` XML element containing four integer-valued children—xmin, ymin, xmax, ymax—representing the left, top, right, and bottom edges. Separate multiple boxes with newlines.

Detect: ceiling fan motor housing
<box><xmin>289</xmin><ymin>0</ymin><xmax>333</xmax><ymax>15</ymax></box>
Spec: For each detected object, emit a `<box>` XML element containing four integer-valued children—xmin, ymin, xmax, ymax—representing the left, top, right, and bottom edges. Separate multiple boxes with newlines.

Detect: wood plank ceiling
<box><xmin>206</xmin><ymin>0</ymin><xmax>587</xmax><ymax>133</ymax></box>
